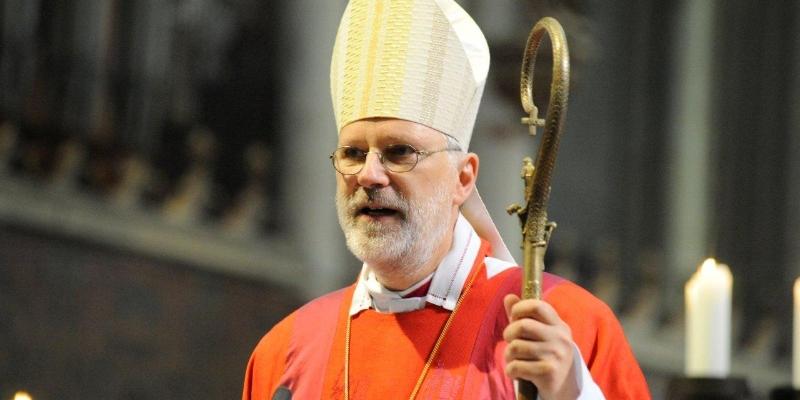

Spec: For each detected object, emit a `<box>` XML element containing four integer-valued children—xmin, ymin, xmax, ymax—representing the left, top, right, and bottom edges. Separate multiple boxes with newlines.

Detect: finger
<box><xmin>504</xmin><ymin>294</ymin><xmax>520</xmax><ymax>320</ymax></box>
<box><xmin>504</xmin><ymin>359</ymin><xmax>556</xmax><ymax>383</ymax></box>
<box><xmin>505</xmin><ymin>358</ymin><xmax>580</xmax><ymax>399</ymax></box>
<box><xmin>504</xmin><ymin>339</ymin><xmax>573</xmax><ymax>364</ymax></box>
<box><xmin>509</xmin><ymin>299</ymin><xmax>562</xmax><ymax>326</ymax></box>
<box><xmin>504</xmin><ymin>339</ymin><xmax>546</xmax><ymax>362</ymax></box>
<box><xmin>502</xmin><ymin>317</ymin><xmax>550</xmax><ymax>342</ymax></box>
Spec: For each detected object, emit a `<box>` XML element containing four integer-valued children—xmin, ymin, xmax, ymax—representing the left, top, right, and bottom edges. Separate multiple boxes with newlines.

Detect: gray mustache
<box><xmin>346</xmin><ymin>187</ymin><xmax>409</xmax><ymax>216</ymax></box>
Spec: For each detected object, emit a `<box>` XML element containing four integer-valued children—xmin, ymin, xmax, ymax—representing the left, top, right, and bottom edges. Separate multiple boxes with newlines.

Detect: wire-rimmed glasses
<box><xmin>330</xmin><ymin>144</ymin><xmax>459</xmax><ymax>175</ymax></box>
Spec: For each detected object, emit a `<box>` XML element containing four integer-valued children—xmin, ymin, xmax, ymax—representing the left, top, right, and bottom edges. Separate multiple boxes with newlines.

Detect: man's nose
<box><xmin>356</xmin><ymin>152</ymin><xmax>390</xmax><ymax>187</ymax></box>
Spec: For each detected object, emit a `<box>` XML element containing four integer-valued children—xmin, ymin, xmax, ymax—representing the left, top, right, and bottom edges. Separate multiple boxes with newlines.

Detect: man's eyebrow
<box><xmin>338</xmin><ymin>131</ymin><xmax>429</xmax><ymax>147</ymax></box>
<box><xmin>380</xmin><ymin>136</ymin><xmax>408</xmax><ymax>144</ymax></box>
<box><xmin>337</xmin><ymin>137</ymin><xmax>367</xmax><ymax>147</ymax></box>
<box><xmin>377</xmin><ymin>132</ymin><xmax>426</xmax><ymax>146</ymax></box>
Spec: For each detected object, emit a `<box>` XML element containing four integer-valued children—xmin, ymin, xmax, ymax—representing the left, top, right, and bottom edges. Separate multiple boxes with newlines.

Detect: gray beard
<box><xmin>336</xmin><ymin>185</ymin><xmax>452</xmax><ymax>281</ymax></box>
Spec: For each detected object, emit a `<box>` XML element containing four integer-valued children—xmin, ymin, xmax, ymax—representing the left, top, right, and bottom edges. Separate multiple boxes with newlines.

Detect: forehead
<box><xmin>338</xmin><ymin>118</ymin><xmax>445</xmax><ymax>146</ymax></box>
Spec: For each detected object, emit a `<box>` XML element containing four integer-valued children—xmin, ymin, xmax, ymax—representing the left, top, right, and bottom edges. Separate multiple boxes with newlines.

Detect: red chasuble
<box><xmin>242</xmin><ymin>240</ymin><xmax>650</xmax><ymax>399</ymax></box>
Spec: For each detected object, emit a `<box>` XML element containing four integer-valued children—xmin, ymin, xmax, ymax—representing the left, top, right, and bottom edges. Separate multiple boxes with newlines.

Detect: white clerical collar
<box><xmin>349</xmin><ymin>213</ymin><xmax>481</xmax><ymax>315</ymax></box>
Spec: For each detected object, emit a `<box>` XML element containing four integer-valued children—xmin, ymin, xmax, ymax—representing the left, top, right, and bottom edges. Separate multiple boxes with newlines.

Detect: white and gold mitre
<box><xmin>330</xmin><ymin>0</ymin><xmax>490</xmax><ymax>149</ymax></box>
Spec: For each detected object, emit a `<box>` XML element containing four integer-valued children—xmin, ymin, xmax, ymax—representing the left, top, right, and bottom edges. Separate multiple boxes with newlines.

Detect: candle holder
<box><xmin>770</xmin><ymin>386</ymin><xmax>800</xmax><ymax>400</ymax></box>
<box><xmin>666</xmin><ymin>376</ymin><xmax>751</xmax><ymax>400</ymax></box>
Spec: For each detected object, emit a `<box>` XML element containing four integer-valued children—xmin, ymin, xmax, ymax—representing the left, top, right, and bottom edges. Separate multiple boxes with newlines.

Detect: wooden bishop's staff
<box><xmin>506</xmin><ymin>17</ymin><xmax>570</xmax><ymax>400</ymax></box>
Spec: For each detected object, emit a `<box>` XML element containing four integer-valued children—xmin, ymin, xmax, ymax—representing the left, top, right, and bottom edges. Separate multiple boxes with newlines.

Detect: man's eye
<box><xmin>384</xmin><ymin>144</ymin><xmax>416</xmax><ymax>158</ymax></box>
<box><xmin>341</xmin><ymin>147</ymin><xmax>365</xmax><ymax>160</ymax></box>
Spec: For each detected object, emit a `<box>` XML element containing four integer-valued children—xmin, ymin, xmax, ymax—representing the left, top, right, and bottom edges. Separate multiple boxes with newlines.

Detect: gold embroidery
<box><xmin>420</xmin><ymin>8</ymin><xmax>449</xmax><ymax>126</ymax></box>
<box><xmin>340</xmin><ymin>1</ymin><xmax>368</xmax><ymax>124</ymax></box>
<box><xmin>359</xmin><ymin>1</ymin><xmax>384</xmax><ymax>117</ymax></box>
<box><xmin>373</xmin><ymin>1</ymin><xmax>413</xmax><ymax>116</ymax></box>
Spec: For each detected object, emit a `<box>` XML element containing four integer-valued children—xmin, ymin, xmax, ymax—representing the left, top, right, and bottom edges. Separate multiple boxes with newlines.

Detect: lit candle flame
<box><xmin>14</xmin><ymin>391</ymin><xmax>33</xmax><ymax>400</ymax></box>
<box><xmin>699</xmin><ymin>258</ymin><xmax>717</xmax><ymax>274</ymax></box>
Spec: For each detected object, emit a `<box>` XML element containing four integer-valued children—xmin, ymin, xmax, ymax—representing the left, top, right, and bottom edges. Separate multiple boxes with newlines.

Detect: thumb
<box><xmin>503</xmin><ymin>293</ymin><xmax>520</xmax><ymax>320</ymax></box>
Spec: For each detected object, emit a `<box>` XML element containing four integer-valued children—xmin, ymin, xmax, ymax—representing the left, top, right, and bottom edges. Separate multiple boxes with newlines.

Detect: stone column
<box><xmin>662</xmin><ymin>0</ymin><xmax>717</xmax><ymax>318</ymax></box>
<box><xmin>282</xmin><ymin>0</ymin><xmax>352</xmax><ymax>298</ymax></box>
<box><xmin>0</xmin><ymin>0</ymin><xmax>41</xmax><ymax>113</ymax></box>
<box><xmin>63</xmin><ymin>0</ymin><xmax>116</xmax><ymax>135</ymax></box>
<box><xmin>784</xmin><ymin>0</ymin><xmax>800</xmax><ymax>340</ymax></box>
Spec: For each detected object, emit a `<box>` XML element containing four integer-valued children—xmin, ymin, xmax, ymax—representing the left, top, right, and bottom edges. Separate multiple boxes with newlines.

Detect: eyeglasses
<box><xmin>330</xmin><ymin>144</ymin><xmax>460</xmax><ymax>175</ymax></box>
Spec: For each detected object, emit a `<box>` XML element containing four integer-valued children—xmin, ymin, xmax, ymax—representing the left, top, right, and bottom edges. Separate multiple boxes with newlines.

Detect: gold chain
<box><xmin>343</xmin><ymin>268</ymin><xmax>480</xmax><ymax>400</ymax></box>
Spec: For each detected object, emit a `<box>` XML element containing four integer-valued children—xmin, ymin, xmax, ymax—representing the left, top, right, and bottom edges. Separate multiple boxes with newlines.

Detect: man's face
<box><xmin>335</xmin><ymin>118</ymin><xmax>460</xmax><ymax>269</ymax></box>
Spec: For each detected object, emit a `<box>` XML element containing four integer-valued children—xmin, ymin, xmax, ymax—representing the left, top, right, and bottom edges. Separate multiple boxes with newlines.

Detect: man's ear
<box><xmin>453</xmin><ymin>153</ymin><xmax>479</xmax><ymax>206</ymax></box>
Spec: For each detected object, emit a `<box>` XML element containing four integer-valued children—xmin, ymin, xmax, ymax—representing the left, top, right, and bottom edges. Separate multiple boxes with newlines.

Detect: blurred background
<box><xmin>1</xmin><ymin>0</ymin><xmax>798</xmax><ymax>399</ymax></box>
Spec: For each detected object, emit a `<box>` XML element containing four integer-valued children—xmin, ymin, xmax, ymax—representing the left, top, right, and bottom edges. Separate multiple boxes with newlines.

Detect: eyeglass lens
<box><xmin>333</xmin><ymin>144</ymin><xmax>419</xmax><ymax>174</ymax></box>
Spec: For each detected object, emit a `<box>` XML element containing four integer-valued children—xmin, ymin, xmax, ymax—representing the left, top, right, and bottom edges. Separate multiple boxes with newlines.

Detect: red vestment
<box><xmin>242</xmin><ymin>239</ymin><xmax>650</xmax><ymax>399</ymax></box>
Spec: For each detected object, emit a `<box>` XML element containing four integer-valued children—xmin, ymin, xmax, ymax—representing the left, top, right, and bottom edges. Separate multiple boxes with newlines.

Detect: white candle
<box><xmin>793</xmin><ymin>278</ymin><xmax>800</xmax><ymax>389</ymax></box>
<box><xmin>685</xmin><ymin>258</ymin><xmax>732</xmax><ymax>377</ymax></box>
